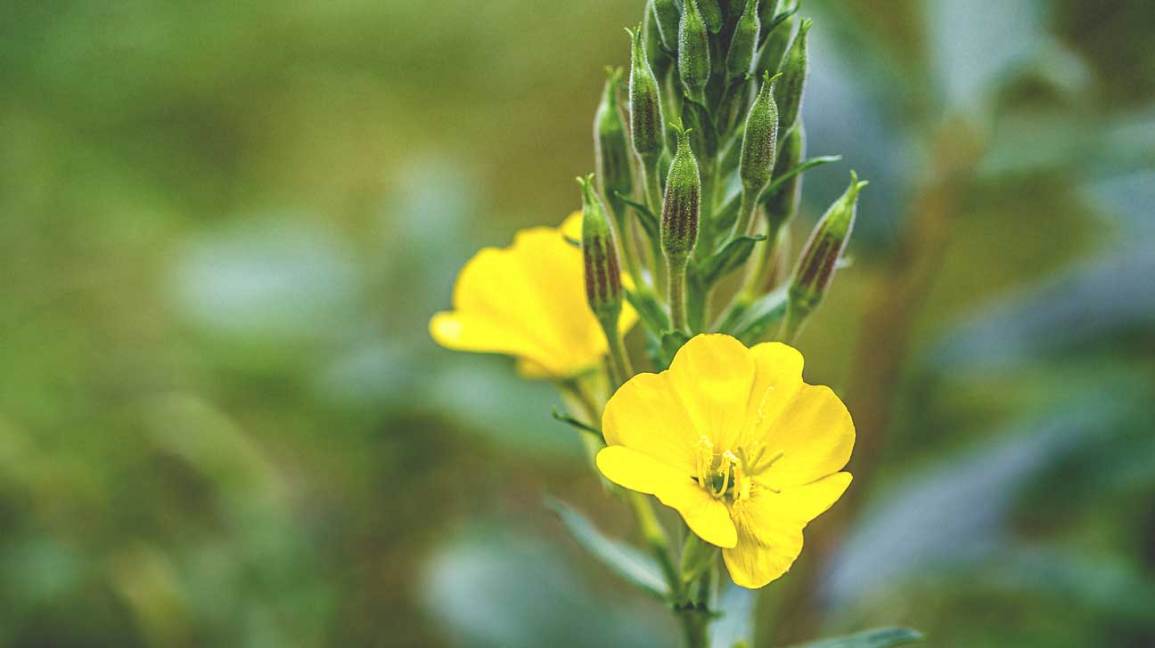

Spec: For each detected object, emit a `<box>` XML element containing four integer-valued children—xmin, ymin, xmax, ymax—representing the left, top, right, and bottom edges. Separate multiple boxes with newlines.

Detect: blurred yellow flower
<box><xmin>431</xmin><ymin>213</ymin><xmax>637</xmax><ymax>379</ymax></box>
<box><xmin>596</xmin><ymin>334</ymin><xmax>853</xmax><ymax>588</ymax></box>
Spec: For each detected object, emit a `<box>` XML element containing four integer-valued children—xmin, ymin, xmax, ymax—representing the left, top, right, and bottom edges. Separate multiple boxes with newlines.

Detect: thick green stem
<box><xmin>668</xmin><ymin>259</ymin><xmax>689</xmax><ymax>332</ymax></box>
<box><xmin>600</xmin><ymin>319</ymin><xmax>634</xmax><ymax>387</ymax></box>
<box><xmin>733</xmin><ymin>189</ymin><xmax>758</xmax><ymax>240</ymax></box>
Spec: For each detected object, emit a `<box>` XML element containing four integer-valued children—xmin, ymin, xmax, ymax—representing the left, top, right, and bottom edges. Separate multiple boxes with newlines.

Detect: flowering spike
<box><xmin>627</xmin><ymin>26</ymin><xmax>665</xmax><ymax>161</ymax></box>
<box><xmin>678</xmin><ymin>0</ymin><xmax>712</xmax><ymax>104</ymax></box>
<box><xmin>578</xmin><ymin>174</ymin><xmax>624</xmax><ymax>323</ymax></box>
<box><xmin>773</xmin><ymin>17</ymin><xmax>811</xmax><ymax>132</ymax></box>
<box><xmin>594</xmin><ymin>67</ymin><xmax>633</xmax><ymax>221</ymax></box>
<box><xmin>661</xmin><ymin>127</ymin><xmax>701</xmax><ymax>265</ymax></box>
<box><xmin>726</xmin><ymin>0</ymin><xmax>762</xmax><ymax>82</ymax></box>
<box><xmin>739</xmin><ymin>72</ymin><xmax>781</xmax><ymax>198</ymax></box>
<box><xmin>785</xmin><ymin>172</ymin><xmax>868</xmax><ymax>337</ymax></box>
<box><xmin>651</xmin><ymin>0</ymin><xmax>681</xmax><ymax>52</ymax></box>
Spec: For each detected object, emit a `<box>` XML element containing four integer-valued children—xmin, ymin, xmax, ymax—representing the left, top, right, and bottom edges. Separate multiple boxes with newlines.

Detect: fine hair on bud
<box><xmin>739</xmin><ymin>72</ymin><xmax>781</xmax><ymax>197</ymax></box>
<box><xmin>773</xmin><ymin>17</ymin><xmax>811</xmax><ymax>133</ymax></box>
<box><xmin>790</xmin><ymin>171</ymin><xmax>869</xmax><ymax>312</ymax></box>
<box><xmin>755</xmin><ymin>12</ymin><xmax>794</xmax><ymax>77</ymax></box>
<box><xmin>651</xmin><ymin>0</ymin><xmax>681</xmax><ymax>53</ymax></box>
<box><xmin>577</xmin><ymin>175</ymin><xmax>624</xmax><ymax>320</ymax></box>
<box><xmin>678</xmin><ymin>0</ymin><xmax>712</xmax><ymax>104</ymax></box>
<box><xmin>726</xmin><ymin>0</ymin><xmax>762</xmax><ymax>82</ymax></box>
<box><xmin>627</xmin><ymin>26</ymin><xmax>665</xmax><ymax>159</ymax></box>
<box><xmin>660</xmin><ymin>127</ymin><xmax>702</xmax><ymax>264</ymax></box>
<box><xmin>698</xmin><ymin>0</ymin><xmax>724</xmax><ymax>33</ymax></box>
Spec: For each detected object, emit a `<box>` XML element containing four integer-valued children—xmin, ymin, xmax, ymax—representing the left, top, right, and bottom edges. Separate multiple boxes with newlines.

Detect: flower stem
<box><xmin>668</xmin><ymin>260</ymin><xmax>689</xmax><ymax>333</ymax></box>
<box><xmin>600</xmin><ymin>320</ymin><xmax>634</xmax><ymax>387</ymax></box>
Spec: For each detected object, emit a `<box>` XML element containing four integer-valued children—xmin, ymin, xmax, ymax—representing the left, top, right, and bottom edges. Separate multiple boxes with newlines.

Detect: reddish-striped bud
<box><xmin>578</xmin><ymin>175</ymin><xmax>624</xmax><ymax>322</ymax></box>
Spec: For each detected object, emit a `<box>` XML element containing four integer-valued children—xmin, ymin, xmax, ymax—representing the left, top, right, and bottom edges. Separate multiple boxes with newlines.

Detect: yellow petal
<box><xmin>740</xmin><ymin>342</ymin><xmax>805</xmax><ymax>449</ymax></box>
<box><xmin>602</xmin><ymin>372</ymin><xmax>699</xmax><ymax>474</ymax></box>
<box><xmin>722</xmin><ymin>473</ymin><xmax>851</xmax><ymax>588</ymax></box>
<box><xmin>560</xmin><ymin>210</ymin><xmax>583</xmax><ymax>240</ymax></box>
<box><xmin>758</xmin><ymin>384</ymin><xmax>855</xmax><ymax>490</ymax></box>
<box><xmin>666</xmin><ymin>334</ymin><xmax>756</xmax><ymax>450</ymax></box>
<box><xmin>597</xmin><ymin>446</ymin><xmax>737</xmax><ymax>548</ymax></box>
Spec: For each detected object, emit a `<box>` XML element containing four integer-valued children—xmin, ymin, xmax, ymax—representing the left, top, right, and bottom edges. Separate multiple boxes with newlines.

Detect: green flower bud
<box><xmin>788</xmin><ymin>172</ymin><xmax>868</xmax><ymax>315</ymax></box>
<box><xmin>726</xmin><ymin>0</ymin><xmax>762</xmax><ymax>82</ymax></box>
<box><xmin>661</xmin><ymin>128</ymin><xmax>701</xmax><ymax>265</ymax></box>
<box><xmin>773</xmin><ymin>18</ymin><xmax>811</xmax><ymax>132</ymax></box>
<box><xmin>678</xmin><ymin>0</ymin><xmax>712</xmax><ymax>104</ymax></box>
<box><xmin>578</xmin><ymin>175</ymin><xmax>624</xmax><ymax>321</ymax></box>
<box><xmin>739</xmin><ymin>72</ymin><xmax>781</xmax><ymax>197</ymax></box>
<box><xmin>762</xmin><ymin>124</ymin><xmax>804</xmax><ymax>233</ymax></box>
<box><xmin>594</xmin><ymin>67</ymin><xmax>633</xmax><ymax>220</ymax></box>
<box><xmin>627</xmin><ymin>26</ymin><xmax>665</xmax><ymax>160</ymax></box>
<box><xmin>651</xmin><ymin>0</ymin><xmax>680</xmax><ymax>53</ymax></box>
<box><xmin>755</xmin><ymin>12</ymin><xmax>793</xmax><ymax>76</ymax></box>
<box><xmin>698</xmin><ymin>0</ymin><xmax>724</xmax><ymax>33</ymax></box>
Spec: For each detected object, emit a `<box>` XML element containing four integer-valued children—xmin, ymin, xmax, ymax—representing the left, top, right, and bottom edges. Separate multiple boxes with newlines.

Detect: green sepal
<box><xmin>785</xmin><ymin>627</ymin><xmax>925</xmax><ymax>648</ymax></box>
<box><xmin>698</xmin><ymin>234</ymin><xmax>767</xmax><ymax>286</ymax></box>
<box><xmin>546</xmin><ymin>498</ymin><xmax>671</xmax><ymax>601</ymax></box>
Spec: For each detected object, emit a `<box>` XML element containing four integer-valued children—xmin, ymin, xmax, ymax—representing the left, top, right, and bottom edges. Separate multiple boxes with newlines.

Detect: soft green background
<box><xmin>2</xmin><ymin>1</ymin><xmax>1153</xmax><ymax>646</ymax></box>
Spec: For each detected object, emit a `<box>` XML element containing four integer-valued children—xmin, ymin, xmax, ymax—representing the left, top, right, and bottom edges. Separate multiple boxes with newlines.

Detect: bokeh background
<box><xmin>2</xmin><ymin>0</ymin><xmax>1154</xmax><ymax>646</ymax></box>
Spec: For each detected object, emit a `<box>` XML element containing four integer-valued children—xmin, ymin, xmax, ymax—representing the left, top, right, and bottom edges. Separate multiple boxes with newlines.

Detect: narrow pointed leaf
<box><xmin>787</xmin><ymin>627</ymin><xmax>924</xmax><ymax>648</ymax></box>
<box><xmin>699</xmin><ymin>235</ymin><xmax>766</xmax><ymax>285</ymax></box>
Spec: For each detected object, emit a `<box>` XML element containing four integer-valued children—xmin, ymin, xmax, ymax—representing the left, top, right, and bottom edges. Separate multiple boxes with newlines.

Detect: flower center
<box><xmin>694</xmin><ymin>437</ymin><xmax>783</xmax><ymax>502</ymax></box>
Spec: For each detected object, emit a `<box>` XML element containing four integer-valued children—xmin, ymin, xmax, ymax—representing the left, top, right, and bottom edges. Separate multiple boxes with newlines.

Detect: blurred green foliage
<box><xmin>1</xmin><ymin>0</ymin><xmax>1153</xmax><ymax>646</ymax></box>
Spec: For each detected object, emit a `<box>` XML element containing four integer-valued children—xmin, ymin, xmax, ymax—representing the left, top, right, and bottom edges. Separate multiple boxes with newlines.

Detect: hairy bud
<box><xmin>739</xmin><ymin>72</ymin><xmax>781</xmax><ymax>197</ymax></box>
<box><xmin>755</xmin><ymin>12</ymin><xmax>794</xmax><ymax>76</ymax></box>
<box><xmin>651</xmin><ymin>0</ymin><xmax>681</xmax><ymax>53</ymax></box>
<box><xmin>698</xmin><ymin>0</ymin><xmax>724</xmax><ymax>33</ymax></box>
<box><xmin>594</xmin><ymin>67</ymin><xmax>633</xmax><ymax>220</ymax></box>
<box><xmin>661</xmin><ymin>128</ymin><xmax>702</xmax><ymax>265</ymax></box>
<box><xmin>788</xmin><ymin>172</ymin><xmax>868</xmax><ymax>315</ymax></box>
<box><xmin>627</xmin><ymin>26</ymin><xmax>665</xmax><ymax>160</ymax></box>
<box><xmin>678</xmin><ymin>0</ymin><xmax>712</xmax><ymax>104</ymax></box>
<box><xmin>726</xmin><ymin>0</ymin><xmax>762</xmax><ymax>82</ymax></box>
<box><xmin>773</xmin><ymin>18</ymin><xmax>811</xmax><ymax>132</ymax></box>
<box><xmin>578</xmin><ymin>175</ymin><xmax>624</xmax><ymax>321</ymax></box>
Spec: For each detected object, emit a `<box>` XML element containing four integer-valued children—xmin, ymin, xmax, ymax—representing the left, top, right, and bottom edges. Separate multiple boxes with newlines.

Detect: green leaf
<box><xmin>550</xmin><ymin>408</ymin><xmax>601</xmax><ymax>439</ymax></box>
<box><xmin>546</xmin><ymin>498</ymin><xmax>670</xmax><ymax>600</ymax></box>
<box><xmin>698</xmin><ymin>235</ymin><xmax>766</xmax><ymax>286</ymax></box>
<box><xmin>615</xmin><ymin>192</ymin><xmax>660</xmax><ymax>243</ymax></box>
<box><xmin>758</xmin><ymin>155</ymin><xmax>843</xmax><ymax>201</ymax></box>
<box><xmin>787</xmin><ymin>627</ymin><xmax>924</xmax><ymax>648</ymax></box>
<box><xmin>732</xmin><ymin>287</ymin><xmax>788</xmax><ymax>344</ymax></box>
<box><xmin>625</xmin><ymin>287</ymin><xmax>671</xmax><ymax>334</ymax></box>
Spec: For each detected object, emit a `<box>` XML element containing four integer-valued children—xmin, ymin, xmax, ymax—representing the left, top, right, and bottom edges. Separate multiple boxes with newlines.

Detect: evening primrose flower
<box><xmin>430</xmin><ymin>213</ymin><xmax>637</xmax><ymax>379</ymax></box>
<box><xmin>596</xmin><ymin>334</ymin><xmax>853</xmax><ymax>588</ymax></box>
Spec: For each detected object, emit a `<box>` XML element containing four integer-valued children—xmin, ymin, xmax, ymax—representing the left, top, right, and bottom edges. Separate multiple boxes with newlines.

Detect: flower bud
<box><xmin>661</xmin><ymin>128</ymin><xmax>701</xmax><ymax>265</ymax></box>
<box><xmin>754</xmin><ymin>12</ymin><xmax>793</xmax><ymax>77</ymax></box>
<box><xmin>594</xmin><ymin>67</ymin><xmax>633</xmax><ymax>220</ymax></box>
<box><xmin>651</xmin><ymin>0</ymin><xmax>680</xmax><ymax>53</ymax></box>
<box><xmin>758</xmin><ymin>0</ymin><xmax>781</xmax><ymax>27</ymax></box>
<box><xmin>762</xmin><ymin>124</ymin><xmax>804</xmax><ymax>233</ymax></box>
<box><xmin>773</xmin><ymin>18</ymin><xmax>811</xmax><ymax>132</ymax></box>
<box><xmin>578</xmin><ymin>175</ymin><xmax>624</xmax><ymax>322</ymax></box>
<box><xmin>726</xmin><ymin>0</ymin><xmax>762</xmax><ymax>82</ymax></box>
<box><xmin>678</xmin><ymin>0</ymin><xmax>712</xmax><ymax>104</ymax></box>
<box><xmin>627</xmin><ymin>26</ymin><xmax>665</xmax><ymax>160</ymax></box>
<box><xmin>698</xmin><ymin>0</ymin><xmax>724</xmax><ymax>33</ymax></box>
<box><xmin>739</xmin><ymin>72</ymin><xmax>780</xmax><ymax>197</ymax></box>
<box><xmin>788</xmin><ymin>172</ymin><xmax>868</xmax><ymax>315</ymax></box>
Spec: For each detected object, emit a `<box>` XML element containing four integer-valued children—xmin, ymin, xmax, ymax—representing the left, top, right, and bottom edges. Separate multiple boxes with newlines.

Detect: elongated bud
<box><xmin>661</xmin><ymin>128</ymin><xmax>701</xmax><ymax>265</ymax></box>
<box><xmin>627</xmin><ymin>26</ymin><xmax>665</xmax><ymax>160</ymax></box>
<box><xmin>578</xmin><ymin>175</ymin><xmax>624</xmax><ymax>321</ymax></box>
<box><xmin>758</xmin><ymin>0</ymin><xmax>781</xmax><ymax>27</ymax></box>
<box><xmin>774</xmin><ymin>18</ymin><xmax>811</xmax><ymax>132</ymax></box>
<box><xmin>755</xmin><ymin>13</ymin><xmax>794</xmax><ymax>76</ymax></box>
<box><xmin>594</xmin><ymin>67</ymin><xmax>633</xmax><ymax>219</ymax></box>
<box><xmin>762</xmin><ymin>124</ymin><xmax>804</xmax><ymax>233</ymax></box>
<box><xmin>726</xmin><ymin>0</ymin><xmax>762</xmax><ymax>81</ymax></box>
<box><xmin>651</xmin><ymin>0</ymin><xmax>681</xmax><ymax>52</ymax></box>
<box><xmin>698</xmin><ymin>0</ymin><xmax>724</xmax><ymax>33</ymax></box>
<box><xmin>788</xmin><ymin>172</ymin><xmax>868</xmax><ymax>315</ymax></box>
<box><xmin>739</xmin><ymin>72</ymin><xmax>781</xmax><ymax>197</ymax></box>
<box><xmin>678</xmin><ymin>0</ymin><xmax>712</xmax><ymax>104</ymax></box>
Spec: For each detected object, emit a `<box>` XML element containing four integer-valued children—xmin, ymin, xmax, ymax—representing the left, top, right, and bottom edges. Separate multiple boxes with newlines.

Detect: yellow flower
<box><xmin>595</xmin><ymin>334</ymin><xmax>854</xmax><ymax>588</ymax></box>
<box><xmin>431</xmin><ymin>213</ymin><xmax>637</xmax><ymax>379</ymax></box>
